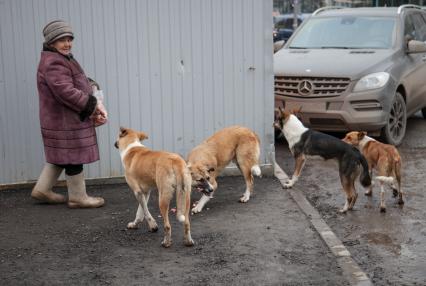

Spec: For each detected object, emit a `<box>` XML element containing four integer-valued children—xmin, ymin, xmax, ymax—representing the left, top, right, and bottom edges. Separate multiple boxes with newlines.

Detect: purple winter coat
<box><xmin>37</xmin><ymin>48</ymin><xmax>99</xmax><ymax>165</ymax></box>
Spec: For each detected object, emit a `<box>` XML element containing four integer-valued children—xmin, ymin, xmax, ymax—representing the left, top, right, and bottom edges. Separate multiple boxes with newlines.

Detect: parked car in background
<box><xmin>273</xmin><ymin>13</ymin><xmax>310</xmax><ymax>43</ymax></box>
<box><xmin>274</xmin><ymin>5</ymin><xmax>426</xmax><ymax>145</ymax></box>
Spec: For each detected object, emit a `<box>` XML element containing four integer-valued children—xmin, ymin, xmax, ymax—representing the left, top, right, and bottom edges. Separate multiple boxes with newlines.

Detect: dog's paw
<box><xmin>191</xmin><ymin>206</ymin><xmax>203</xmax><ymax>214</ymax></box>
<box><xmin>162</xmin><ymin>238</ymin><xmax>172</xmax><ymax>248</ymax></box>
<box><xmin>380</xmin><ymin>206</ymin><xmax>386</xmax><ymax>213</ymax></box>
<box><xmin>239</xmin><ymin>195</ymin><xmax>250</xmax><ymax>203</ymax></box>
<box><xmin>184</xmin><ymin>238</ymin><xmax>195</xmax><ymax>247</ymax></box>
<box><xmin>364</xmin><ymin>190</ymin><xmax>372</xmax><ymax>196</ymax></box>
<box><xmin>127</xmin><ymin>222</ymin><xmax>139</xmax><ymax>229</ymax></box>
<box><xmin>338</xmin><ymin>209</ymin><xmax>347</xmax><ymax>214</ymax></box>
<box><xmin>392</xmin><ymin>189</ymin><xmax>399</xmax><ymax>198</ymax></box>
<box><xmin>148</xmin><ymin>223</ymin><xmax>159</xmax><ymax>233</ymax></box>
<box><xmin>282</xmin><ymin>181</ymin><xmax>294</xmax><ymax>189</ymax></box>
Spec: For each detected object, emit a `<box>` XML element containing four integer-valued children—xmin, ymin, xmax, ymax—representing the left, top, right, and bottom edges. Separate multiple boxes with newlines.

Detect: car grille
<box><xmin>275</xmin><ymin>76</ymin><xmax>351</xmax><ymax>98</ymax></box>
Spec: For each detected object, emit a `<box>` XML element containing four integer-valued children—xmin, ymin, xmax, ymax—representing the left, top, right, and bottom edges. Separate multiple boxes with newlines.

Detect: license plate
<box><xmin>285</xmin><ymin>101</ymin><xmax>326</xmax><ymax>112</ymax></box>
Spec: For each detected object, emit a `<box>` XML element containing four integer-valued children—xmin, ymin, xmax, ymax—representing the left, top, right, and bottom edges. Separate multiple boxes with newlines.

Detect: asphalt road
<box><xmin>275</xmin><ymin>113</ymin><xmax>426</xmax><ymax>286</ymax></box>
<box><xmin>0</xmin><ymin>177</ymin><xmax>349</xmax><ymax>285</ymax></box>
<box><xmin>1</xmin><ymin>115</ymin><xmax>425</xmax><ymax>285</ymax></box>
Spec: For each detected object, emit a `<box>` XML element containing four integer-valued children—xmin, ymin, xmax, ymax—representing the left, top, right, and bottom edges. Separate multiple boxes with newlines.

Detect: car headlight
<box><xmin>353</xmin><ymin>72</ymin><xmax>390</xmax><ymax>92</ymax></box>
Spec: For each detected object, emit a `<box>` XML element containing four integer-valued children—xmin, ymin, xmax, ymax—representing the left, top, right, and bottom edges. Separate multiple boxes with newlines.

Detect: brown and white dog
<box><xmin>342</xmin><ymin>131</ymin><xmax>403</xmax><ymax>212</ymax></box>
<box><xmin>114</xmin><ymin>127</ymin><xmax>194</xmax><ymax>248</ymax></box>
<box><xmin>274</xmin><ymin>107</ymin><xmax>372</xmax><ymax>213</ymax></box>
<box><xmin>187</xmin><ymin>126</ymin><xmax>261</xmax><ymax>214</ymax></box>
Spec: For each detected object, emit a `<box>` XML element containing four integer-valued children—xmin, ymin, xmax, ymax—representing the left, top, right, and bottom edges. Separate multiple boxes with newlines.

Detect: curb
<box><xmin>274</xmin><ymin>163</ymin><xmax>372</xmax><ymax>286</ymax></box>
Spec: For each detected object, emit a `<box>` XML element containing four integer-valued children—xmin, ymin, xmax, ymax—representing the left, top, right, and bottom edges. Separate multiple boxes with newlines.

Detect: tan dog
<box><xmin>342</xmin><ymin>131</ymin><xmax>403</xmax><ymax>212</ymax></box>
<box><xmin>114</xmin><ymin>127</ymin><xmax>194</xmax><ymax>247</ymax></box>
<box><xmin>187</xmin><ymin>126</ymin><xmax>261</xmax><ymax>214</ymax></box>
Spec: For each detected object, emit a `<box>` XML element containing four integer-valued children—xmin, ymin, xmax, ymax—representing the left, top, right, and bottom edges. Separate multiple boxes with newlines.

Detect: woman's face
<box><xmin>50</xmin><ymin>36</ymin><xmax>73</xmax><ymax>56</ymax></box>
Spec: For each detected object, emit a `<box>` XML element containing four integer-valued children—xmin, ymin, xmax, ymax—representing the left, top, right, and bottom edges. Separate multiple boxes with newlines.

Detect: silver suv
<box><xmin>274</xmin><ymin>5</ymin><xmax>426</xmax><ymax>145</ymax></box>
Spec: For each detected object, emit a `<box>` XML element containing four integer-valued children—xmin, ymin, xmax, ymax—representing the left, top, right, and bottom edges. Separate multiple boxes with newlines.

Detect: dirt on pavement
<box><xmin>275</xmin><ymin>115</ymin><xmax>426</xmax><ymax>286</ymax></box>
<box><xmin>1</xmin><ymin>176</ymin><xmax>349</xmax><ymax>286</ymax></box>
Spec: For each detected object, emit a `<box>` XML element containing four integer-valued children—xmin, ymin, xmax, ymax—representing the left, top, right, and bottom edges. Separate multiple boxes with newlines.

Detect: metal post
<box><xmin>293</xmin><ymin>0</ymin><xmax>299</xmax><ymax>30</ymax></box>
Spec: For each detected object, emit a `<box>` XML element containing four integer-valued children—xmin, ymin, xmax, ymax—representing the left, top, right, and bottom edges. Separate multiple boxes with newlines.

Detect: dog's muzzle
<box><xmin>114</xmin><ymin>141</ymin><xmax>118</xmax><ymax>149</ymax></box>
<box><xmin>194</xmin><ymin>179</ymin><xmax>214</xmax><ymax>196</ymax></box>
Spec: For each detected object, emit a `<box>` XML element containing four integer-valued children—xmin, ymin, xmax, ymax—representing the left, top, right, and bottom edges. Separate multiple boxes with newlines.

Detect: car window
<box><xmin>411</xmin><ymin>13</ymin><xmax>426</xmax><ymax>41</ymax></box>
<box><xmin>404</xmin><ymin>14</ymin><xmax>422</xmax><ymax>41</ymax></box>
<box><xmin>404</xmin><ymin>15</ymin><xmax>414</xmax><ymax>39</ymax></box>
<box><xmin>289</xmin><ymin>16</ymin><xmax>396</xmax><ymax>49</ymax></box>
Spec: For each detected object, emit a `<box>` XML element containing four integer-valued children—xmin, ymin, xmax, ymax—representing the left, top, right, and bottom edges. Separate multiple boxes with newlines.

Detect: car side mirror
<box><xmin>274</xmin><ymin>40</ymin><xmax>285</xmax><ymax>53</ymax></box>
<box><xmin>407</xmin><ymin>40</ymin><xmax>426</xmax><ymax>53</ymax></box>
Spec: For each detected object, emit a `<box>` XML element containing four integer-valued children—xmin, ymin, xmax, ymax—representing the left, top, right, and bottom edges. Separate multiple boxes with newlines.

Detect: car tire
<box><xmin>422</xmin><ymin>107</ymin><xmax>426</xmax><ymax>119</ymax></box>
<box><xmin>380</xmin><ymin>91</ymin><xmax>406</xmax><ymax>146</ymax></box>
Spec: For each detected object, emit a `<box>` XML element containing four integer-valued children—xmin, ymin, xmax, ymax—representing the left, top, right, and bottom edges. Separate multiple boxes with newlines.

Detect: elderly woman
<box><xmin>31</xmin><ymin>20</ymin><xmax>107</xmax><ymax>208</ymax></box>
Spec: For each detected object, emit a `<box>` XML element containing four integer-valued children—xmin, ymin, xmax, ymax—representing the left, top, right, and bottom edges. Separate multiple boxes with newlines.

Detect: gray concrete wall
<box><xmin>0</xmin><ymin>0</ymin><xmax>274</xmax><ymax>184</ymax></box>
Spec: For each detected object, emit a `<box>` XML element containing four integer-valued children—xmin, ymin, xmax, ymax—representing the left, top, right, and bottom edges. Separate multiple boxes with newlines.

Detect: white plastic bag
<box><xmin>92</xmin><ymin>89</ymin><xmax>108</xmax><ymax>126</ymax></box>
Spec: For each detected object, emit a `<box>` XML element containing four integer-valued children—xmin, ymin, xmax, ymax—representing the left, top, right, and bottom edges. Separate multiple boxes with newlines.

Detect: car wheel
<box><xmin>422</xmin><ymin>107</ymin><xmax>426</xmax><ymax>119</ymax></box>
<box><xmin>380</xmin><ymin>92</ymin><xmax>406</xmax><ymax>146</ymax></box>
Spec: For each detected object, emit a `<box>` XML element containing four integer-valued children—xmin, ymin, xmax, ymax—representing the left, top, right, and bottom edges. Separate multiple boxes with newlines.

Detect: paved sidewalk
<box><xmin>1</xmin><ymin>176</ymin><xmax>349</xmax><ymax>286</ymax></box>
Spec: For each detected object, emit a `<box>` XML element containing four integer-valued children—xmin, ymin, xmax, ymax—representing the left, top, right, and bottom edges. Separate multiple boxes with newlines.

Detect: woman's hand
<box><xmin>91</xmin><ymin>104</ymin><xmax>108</xmax><ymax>126</ymax></box>
<box><xmin>96</xmin><ymin>100</ymin><xmax>108</xmax><ymax>118</ymax></box>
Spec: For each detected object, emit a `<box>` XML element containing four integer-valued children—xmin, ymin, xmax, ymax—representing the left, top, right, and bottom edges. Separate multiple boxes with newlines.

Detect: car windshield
<box><xmin>288</xmin><ymin>16</ymin><xmax>396</xmax><ymax>49</ymax></box>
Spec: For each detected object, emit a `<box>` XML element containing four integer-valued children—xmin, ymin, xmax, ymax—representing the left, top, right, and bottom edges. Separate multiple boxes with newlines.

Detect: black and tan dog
<box><xmin>187</xmin><ymin>126</ymin><xmax>261</xmax><ymax>214</ymax></box>
<box><xmin>115</xmin><ymin>127</ymin><xmax>193</xmax><ymax>248</ymax></box>
<box><xmin>274</xmin><ymin>108</ymin><xmax>372</xmax><ymax>213</ymax></box>
<box><xmin>343</xmin><ymin>131</ymin><xmax>403</xmax><ymax>212</ymax></box>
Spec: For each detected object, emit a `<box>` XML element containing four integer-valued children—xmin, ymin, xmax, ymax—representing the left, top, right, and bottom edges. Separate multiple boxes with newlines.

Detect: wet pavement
<box><xmin>275</xmin><ymin>113</ymin><xmax>426</xmax><ymax>285</ymax></box>
<box><xmin>1</xmin><ymin>116</ymin><xmax>425</xmax><ymax>285</ymax></box>
<box><xmin>0</xmin><ymin>176</ymin><xmax>349</xmax><ymax>285</ymax></box>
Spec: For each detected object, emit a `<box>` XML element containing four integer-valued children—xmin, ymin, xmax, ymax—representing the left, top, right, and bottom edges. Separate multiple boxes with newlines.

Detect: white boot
<box><xmin>66</xmin><ymin>172</ymin><xmax>105</xmax><ymax>208</ymax></box>
<box><xmin>31</xmin><ymin>163</ymin><xmax>66</xmax><ymax>204</ymax></box>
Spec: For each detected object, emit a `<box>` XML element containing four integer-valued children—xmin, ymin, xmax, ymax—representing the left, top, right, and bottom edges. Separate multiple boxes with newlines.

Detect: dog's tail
<box><xmin>359</xmin><ymin>154</ymin><xmax>372</xmax><ymax>187</ymax></box>
<box><xmin>375</xmin><ymin>156</ymin><xmax>401</xmax><ymax>189</ymax></box>
<box><xmin>375</xmin><ymin>176</ymin><xmax>394</xmax><ymax>184</ymax></box>
<box><xmin>174</xmin><ymin>161</ymin><xmax>191</xmax><ymax>223</ymax></box>
<box><xmin>250</xmin><ymin>140</ymin><xmax>262</xmax><ymax>178</ymax></box>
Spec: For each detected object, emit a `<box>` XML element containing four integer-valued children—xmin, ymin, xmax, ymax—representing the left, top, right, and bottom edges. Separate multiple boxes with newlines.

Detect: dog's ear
<box><xmin>274</xmin><ymin>108</ymin><xmax>281</xmax><ymax>118</ymax></box>
<box><xmin>284</xmin><ymin>109</ymin><xmax>293</xmax><ymax>120</ymax></box>
<box><xmin>119</xmin><ymin>127</ymin><xmax>128</xmax><ymax>137</ymax></box>
<box><xmin>358</xmin><ymin>131</ymin><xmax>367</xmax><ymax>140</ymax></box>
<box><xmin>292</xmin><ymin>106</ymin><xmax>303</xmax><ymax>119</ymax></box>
<box><xmin>293</xmin><ymin>106</ymin><xmax>303</xmax><ymax>114</ymax></box>
<box><xmin>139</xmin><ymin>132</ymin><xmax>149</xmax><ymax>141</ymax></box>
<box><xmin>278</xmin><ymin>106</ymin><xmax>290</xmax><ymax>120</ymax></box>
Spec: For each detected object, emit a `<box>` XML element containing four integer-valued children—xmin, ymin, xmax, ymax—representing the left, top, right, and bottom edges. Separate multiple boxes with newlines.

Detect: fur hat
<box><xmin>43</xmin><ymin>20</ymin><xmax>74</xmax><ymax>44</ymax></box>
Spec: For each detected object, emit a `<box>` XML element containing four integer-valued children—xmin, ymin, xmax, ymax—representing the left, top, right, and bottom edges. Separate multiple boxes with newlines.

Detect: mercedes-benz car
<box><xmin>274</xmin><ymin>5</ymin><xmax>426</xmax><ymax>145</ymax></box>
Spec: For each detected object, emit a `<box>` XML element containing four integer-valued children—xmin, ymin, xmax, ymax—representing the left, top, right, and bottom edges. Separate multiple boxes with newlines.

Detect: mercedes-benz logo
<box><xmin>297</xmin><ymin>80</ymin><xmax>314</xmax><ymax>96</ymax></box>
